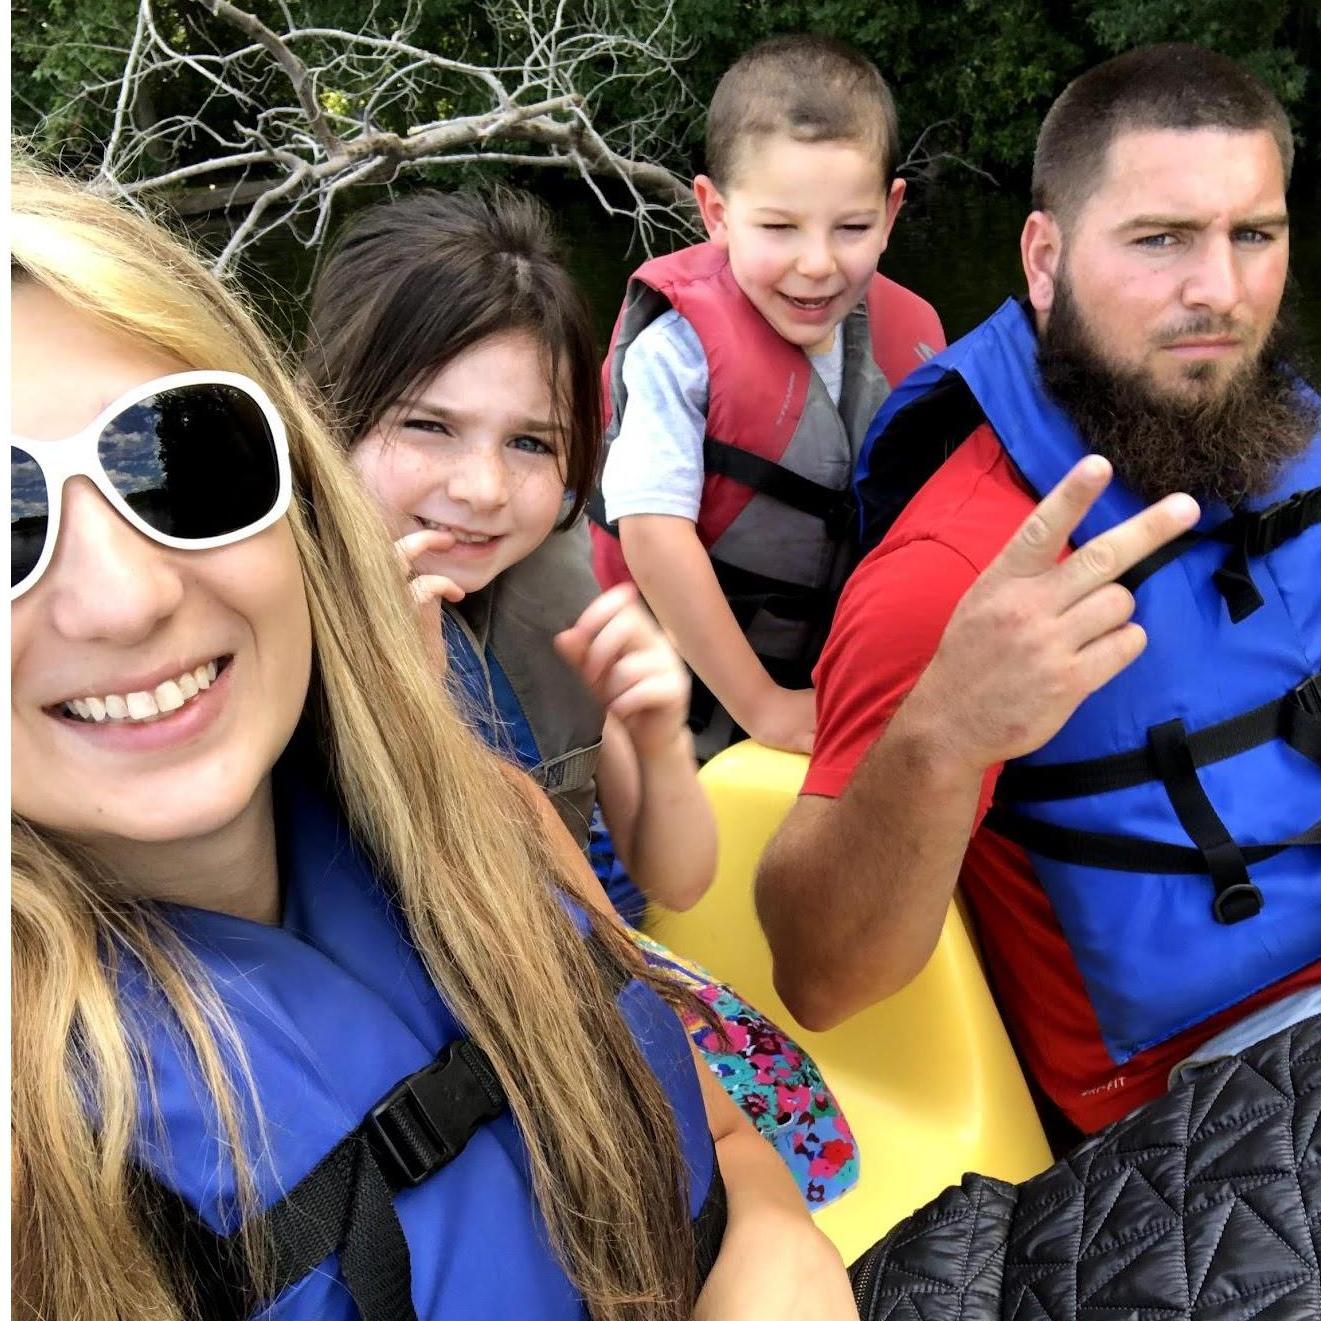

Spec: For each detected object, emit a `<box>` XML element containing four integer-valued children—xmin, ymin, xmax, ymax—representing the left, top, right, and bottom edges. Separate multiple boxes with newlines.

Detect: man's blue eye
<box><xmin>1134</xmin><ymin>233</ymin><xmax>1177</xmax><ymax>249</ymax></box>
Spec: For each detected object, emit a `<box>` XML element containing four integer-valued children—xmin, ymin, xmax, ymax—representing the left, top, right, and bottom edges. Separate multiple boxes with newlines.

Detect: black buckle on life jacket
<box><xmin>1240</xmin><ymin>488</ymin><xmax>1316</xmax><ymax>556</ymax></box>
<box><xmin>1293</xmin><ymin>673</ymin><xmax>1321</xmax><ymax>719</ymax></box>
<box><xmin>1212</xmin><ymin>880</ymin><xmax>1265</xmax><ymax>925</ymax></box>
<box><xmin>365</xmin><ymin>1040</ymin><xmax>506</xmax><ymax>1188</ymax></box>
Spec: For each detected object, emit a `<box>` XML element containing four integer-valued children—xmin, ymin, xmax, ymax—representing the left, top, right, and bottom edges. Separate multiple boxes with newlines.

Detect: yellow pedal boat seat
<box><xmin>645</xmin><ymin>740</ymin><xmax>1052</xmax><ymax>1261</ymax></box>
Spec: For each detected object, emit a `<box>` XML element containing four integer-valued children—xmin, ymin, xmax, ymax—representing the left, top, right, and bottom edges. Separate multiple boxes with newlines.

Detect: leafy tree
<box><xmin>14</xmin><ymin>0</ymin><xmax>1319</xmax><ymax>188</ymax></box>
<box><xmin>1079</xmin><ymin>0</ymin><xmax>1316</xmax><ymax>162</ymax></box>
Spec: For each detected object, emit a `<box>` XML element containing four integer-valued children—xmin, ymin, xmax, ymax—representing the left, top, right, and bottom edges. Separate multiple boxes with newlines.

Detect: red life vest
<box><xmin>590</xmin><ymin>243</ymin><xmax>944</xmax><ymax>722</ymax></box>
<box><xmin>589</xmin><ymin>237</ymin><xmax>940</xmax><ymax>589</ymax></box>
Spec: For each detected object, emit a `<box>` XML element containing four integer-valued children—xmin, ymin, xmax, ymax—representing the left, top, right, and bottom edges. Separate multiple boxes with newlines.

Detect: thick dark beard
<box><xmin>1038</xmin><ymin>279</ymin><xmax>1317</xmax><ymax>506</ymax></box>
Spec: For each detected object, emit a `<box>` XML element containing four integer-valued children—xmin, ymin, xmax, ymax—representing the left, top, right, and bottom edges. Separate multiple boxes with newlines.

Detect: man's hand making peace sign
<box><xmin>755</xmin><ymin>457</ymin><xmax>1200</xmax><ymax>1034</ymax></box>
<box><xmin>908</xmin><ymin>456</ymin><xmax>1199</xmax><ymax>769</ymax></box>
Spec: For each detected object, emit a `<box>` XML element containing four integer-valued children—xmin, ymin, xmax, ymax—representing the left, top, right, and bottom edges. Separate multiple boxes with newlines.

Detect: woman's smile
<box><xmin>46</xmin><ymin>655</ymin><xmax>234</xmax><ymax>753</ymax></box>
<box><xmin>11</xmin><ymin>282</ymin><xmax>313</xmax><ymax>850</ymax></box>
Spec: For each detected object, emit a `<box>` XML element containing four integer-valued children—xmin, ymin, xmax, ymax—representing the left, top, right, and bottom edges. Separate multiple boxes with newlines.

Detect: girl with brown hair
<box><xmin>303</xmin><ymin>189</ymin><xmax>715</xmax><ymax>926</ymax></box>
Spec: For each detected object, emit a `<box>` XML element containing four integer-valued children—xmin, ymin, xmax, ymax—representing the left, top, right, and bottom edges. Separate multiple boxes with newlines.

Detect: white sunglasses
<box><xmin>11</xmin><ymin>370</ymin><xmax>292</xmax><ymax>600</ymax></box>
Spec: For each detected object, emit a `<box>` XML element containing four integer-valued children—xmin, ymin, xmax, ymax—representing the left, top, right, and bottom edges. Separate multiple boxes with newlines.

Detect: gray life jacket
<box><xmin>443</xmin><ymin>519</ymin><xmax>604</xmax><ymax>847</ymax></box>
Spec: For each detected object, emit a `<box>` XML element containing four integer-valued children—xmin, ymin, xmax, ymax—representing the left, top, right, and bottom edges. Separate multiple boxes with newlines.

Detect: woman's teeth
<box><xmin>62</xmin><ymin>660</ymin><xmax>221</xmax><ymax>724</ymax></box>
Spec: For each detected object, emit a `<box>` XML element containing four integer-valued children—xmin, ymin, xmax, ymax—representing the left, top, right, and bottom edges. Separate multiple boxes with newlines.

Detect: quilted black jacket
<box><xmin>851</xmin><ymin>1014</ymin><xmax>1320</xmax><ymax>1320</ymax></box>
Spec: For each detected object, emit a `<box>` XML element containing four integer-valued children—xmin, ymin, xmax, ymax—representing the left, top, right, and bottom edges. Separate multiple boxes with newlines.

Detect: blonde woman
<box><xmin>10</xmin><ymin>163</ymin><xmax>855</xmax><ymax>1321</ymax></box>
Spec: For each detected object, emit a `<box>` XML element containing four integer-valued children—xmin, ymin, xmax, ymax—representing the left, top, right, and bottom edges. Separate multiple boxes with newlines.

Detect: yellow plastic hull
<box><xmin>646</xmin><ymin>740</ymin><xmax>1052</xmax><ymax>1262</ymax></box>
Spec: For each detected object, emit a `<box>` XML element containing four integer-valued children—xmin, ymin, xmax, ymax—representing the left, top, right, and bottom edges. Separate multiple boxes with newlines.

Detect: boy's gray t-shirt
<box><xmin>601</xmin><ymin>309</ymin><xmax>844</xmax><ymax>524</ymax></box>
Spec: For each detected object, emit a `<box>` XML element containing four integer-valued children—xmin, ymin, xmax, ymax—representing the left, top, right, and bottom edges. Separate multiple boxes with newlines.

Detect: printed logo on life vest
<box><xmin>775</xmin><ymin>371</ymin><xmax>798</xmax><ymax>429</ymax></box>
<box><xmin>1080</xmin><ymin>1075</ymin><xmax>1129</xmax><ymax>1097</ymax></box>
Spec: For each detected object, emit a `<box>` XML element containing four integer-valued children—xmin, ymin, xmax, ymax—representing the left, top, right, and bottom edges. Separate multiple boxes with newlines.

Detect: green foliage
<box><xmin>12</xmin><ymin>0</ymin><xmax>145</xmax><ymax>156</ymax></box>
<box><xmin>13</xmin><ymin>0</ymin><xmax>1320</xmax><ymax>188</ymax></box>
<box><xmin>660</xmin><ymin>0</ymin><xmax>1082</xmax><ymax>176</ymax></box>
<box><xmin>1080</xmin><ymin>0</ymin><xmax>1315</xmax><ymax>152</ymax></box>
<box><xmin>657</xmin><ymin>0</ymin><xmax>1317</xmax><ymax>181</ymax></box>
<box><xmin>11</xmin><ymin>0</ymin><xmax>483</xmax><ymax>174</ymax></box>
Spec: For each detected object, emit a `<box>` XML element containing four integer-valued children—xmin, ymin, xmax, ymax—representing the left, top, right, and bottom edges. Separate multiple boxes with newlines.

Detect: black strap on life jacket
<box><xmin>997</xmin><ymin>674</ymin><xmax>1321</xmax><ymax>801</ymax></box>
<box><xmin>1119</xmin><ymin>485</ymin><xmax>1321</xmax><ymax>622</ymax></box>
<box><xmin>707</xmin><ymin>556</ymin><xmax>833</xmax><ymax>629</ymax></box>
<box><xmin>586</xmin><ymin>437</ymin><xmax>858</xmax><ymax>544</ymax></box>
<box><xmin>141</xmin><ymin>1035</ymin><xmax>507</xmax><ymax>1321</ymax></box>
<box><xmin>138</xmin><ymin>936</ymin><xmax>728</xmax><ymax>1320</ymax></box>
<box><xmin>699</xmin><ymin>438</ymin><xmax>859</xmax><ymax>541</ymax></box>
<box><xmin>988</xmin><ymin>674</ymin><xmax>1321</xmax><ymax>924</ymax></box>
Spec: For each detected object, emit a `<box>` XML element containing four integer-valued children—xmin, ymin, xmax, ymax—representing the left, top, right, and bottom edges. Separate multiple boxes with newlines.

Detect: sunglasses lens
<box><xmin>12</xmin><ymin>447</ymin><xmax>50</xmax><ymax>590</ymax></box>
<box><xmin>98</xmin><ymin>383</ymin><xmax>281</xmax><ymax>542</ymax></box>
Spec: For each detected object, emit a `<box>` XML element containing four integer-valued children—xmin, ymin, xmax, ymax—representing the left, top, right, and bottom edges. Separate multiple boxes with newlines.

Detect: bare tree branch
<box><xmin>202</xmin><ymin>0</ymin><xmax>343</xmax><ymax>154</ymax></box>
<box><xmin>897</xmin><ymin>119</ymin><xmax>999</xmax><ymax>187</ymax></box>
<box><xmin>95</xmin><ymin>1</ymin><xmax>151</xmax><ymax>190</ymax></box>
<box><xmin>59</xmin><ymin>0</ymin><xmax>699</xmax><ymax>273</ymax></box>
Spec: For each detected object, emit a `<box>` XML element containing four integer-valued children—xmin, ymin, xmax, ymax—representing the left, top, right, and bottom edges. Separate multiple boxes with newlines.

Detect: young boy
<box><xmin>591</xmin><ymin>34</ymin><xmax>944</xmax><ymax>754</ymax></box>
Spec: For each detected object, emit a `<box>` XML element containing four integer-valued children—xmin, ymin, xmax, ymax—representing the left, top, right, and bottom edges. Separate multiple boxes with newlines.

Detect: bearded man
<box><xmin>756</xmin><ymin>43</ymin><xmax>1321</xmax><ymax>1135</ymax></box>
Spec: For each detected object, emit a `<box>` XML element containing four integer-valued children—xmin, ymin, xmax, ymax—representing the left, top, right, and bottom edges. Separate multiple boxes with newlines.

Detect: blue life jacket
<box><xmin>855</xmin><ymin>298</ymin><xmax>1321</xmax><ymax>1064</ymax></box>
<box><xmin>444</xmin><ymin>610</ymin><xmax>648</xmax><ymax>927</ymax></box>
<box><xmin>126</xmin><ymin>752</ymin><xmax>723</xmax><ymax>1319</ymax></box>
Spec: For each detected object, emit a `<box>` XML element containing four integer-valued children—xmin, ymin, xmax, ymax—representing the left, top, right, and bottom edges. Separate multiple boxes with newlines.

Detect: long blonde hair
<box><xmin>10</xmin><ymin>163</ymin><xmax>699</xmax><ymax>1321</ymax></box>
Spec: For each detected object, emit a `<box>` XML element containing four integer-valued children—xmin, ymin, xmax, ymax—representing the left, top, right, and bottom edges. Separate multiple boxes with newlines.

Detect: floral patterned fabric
<box><xmin>632</xmin><ymin>932</ymin><xmax>859</xmax><ymax>1208</ymax></box>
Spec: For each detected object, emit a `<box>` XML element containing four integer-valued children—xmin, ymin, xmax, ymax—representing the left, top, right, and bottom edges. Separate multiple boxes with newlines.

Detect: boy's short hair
<box><xmin>1033</xmin><ymin>43</ymin><xmax>1294</xmax><ymax>227</ymax></box>
<box><xmin>707</xmin><ymin>34</ymin><xmax>899</xmax><ymax>190</ymax></box>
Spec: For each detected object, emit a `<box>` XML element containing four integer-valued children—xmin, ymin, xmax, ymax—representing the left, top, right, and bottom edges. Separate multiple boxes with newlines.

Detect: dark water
<box><xmin>553</xmin><ymin>185</ymin><xmax>1321</xmax><ymax>372</ymax></box>
<box><xmin>243</xmin><ymin>183</ymin><xmax>1321</xmax><ymax>368</ymax></box>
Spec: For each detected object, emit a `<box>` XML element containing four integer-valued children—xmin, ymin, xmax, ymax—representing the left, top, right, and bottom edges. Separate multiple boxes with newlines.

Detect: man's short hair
<box><xmin>706</xmin><ymin>34</ymin><xmax>900</xmax><ymax>190</ymax></box>
<box><xmin>1033</xmin><ymin>44</ymin><xmax>1293</xmax><ymax>225</ymax></box>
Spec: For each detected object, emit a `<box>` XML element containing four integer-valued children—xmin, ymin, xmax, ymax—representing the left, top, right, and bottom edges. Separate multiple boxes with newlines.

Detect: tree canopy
<box><xmin>14</xmin><ymin>0</ymin><xmax>1318</xmax><ymax>191</ymax></box>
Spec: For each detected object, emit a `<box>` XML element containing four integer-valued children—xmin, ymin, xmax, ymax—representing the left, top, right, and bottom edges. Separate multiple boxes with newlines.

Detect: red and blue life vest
<box><xmin>856</xmin><ymin>298</ymin><xmax>1321</xmax><ymax>1064</ymax></box>
<box><xmin>126</xmin><ymin>753</ymin><xmax>723</xmax><ymax>1318</ymax></box>
<box><xmin>592</xmin><ymin>243</ymin><xmax>944</xmax><ymax>699</ymax></box>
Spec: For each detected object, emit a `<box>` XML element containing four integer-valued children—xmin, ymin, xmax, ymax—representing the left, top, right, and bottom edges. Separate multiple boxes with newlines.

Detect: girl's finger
<box><xmin>395</xmin><ymin>527</ymin><xmax>457</xmax><ymax>572</ymax></box>
<box><xmin>552</xmin><ymin>624</ymin><xmax>590</xmax><ymax>673</ymax></box>
<box><xmin>608</xmin><ymin>674</ymin><xmax>688</xmax><ymax>723</ymax></box>
<box><xmin>594</xmin><ymin>650</ymin><xmax>665</xmax><ymax>706</ymax></box>
<box><xmin>411</xmin><ymin>574</ymin><xmax>465</xmax><ymax>606</ymax></box>
<box><xmin>569</xmin><ymin>582</ymin><xmax>642</xmax><ymax>639</ymax></box>
<box><xmin>579</xmin><ymin>608</ymin><xmax>653</xmax><ymax>688</ymax></box>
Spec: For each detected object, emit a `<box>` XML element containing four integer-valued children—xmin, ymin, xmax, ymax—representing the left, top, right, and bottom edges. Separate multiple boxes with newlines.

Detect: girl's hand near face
<box><xmin>394</xmin><ymin>528</ymin><xmax>465</xmax><ymax>669</ymax></box>
<box><xmin>556</xmin><ymin>583</ymin><xmax>715</xmax><ymax>912</ymax></box>
<box><xmin>553</xmin><ymin>583</ymin><xmax>690</xmax><ymax>760</ymax></box>
<box><xmin>394</xmin><ymin>527</ymin><xmax>466</xmax><ymax>610</ymax></box>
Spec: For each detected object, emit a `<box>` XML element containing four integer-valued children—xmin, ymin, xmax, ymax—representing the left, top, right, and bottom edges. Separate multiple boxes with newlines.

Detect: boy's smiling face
<box><xmin>695</xmin><ymin>135</ymin><xmax>905</xmax><ymax>355</ymax></box>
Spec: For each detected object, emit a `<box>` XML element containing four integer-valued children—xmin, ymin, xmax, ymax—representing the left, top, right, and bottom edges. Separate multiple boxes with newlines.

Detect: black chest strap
<box><xmin>140</xmin><ymin>937</ymin><xmax>728</xmax><ymax>1320</ymax></box>
<box><xmin>142</xmin><ymin>1035</ymin><xmax>506</xmax><ymax>1321</ymax></box>
<box><xmin>588</xmin><ymin>436</ymin><xmax>857</xmax><ymax>542</ymax></box>
<box><xmin>699</xmin><ymin>438</ymin><xmax>858</xmax><ymax>541</ymax></box>
<box><xmin>988</xmin><ymin>674</ymin><xmax>1321</xmax><ymax>925</ymax></box>
<box><xmin>1120</xmin><ymin>485</ymin><xmax>1321</xmax><ymax>622</ymax></box>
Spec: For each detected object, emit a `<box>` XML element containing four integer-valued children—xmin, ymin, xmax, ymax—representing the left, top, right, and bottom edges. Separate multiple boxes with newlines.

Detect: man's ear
<box><xmin>693</xmin><ymin>174</ymin><xmax>729</xmax><ymax>248</ymax></box>
<box><xmin>877</xmin><ymin>176</ymin><xmax>907</xmax><ymax>254</ymax></box>
<box><xmin>1021</xmin><ymin>210</ymin><xmax>1062</xmax><ymax>316</ymax></box>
